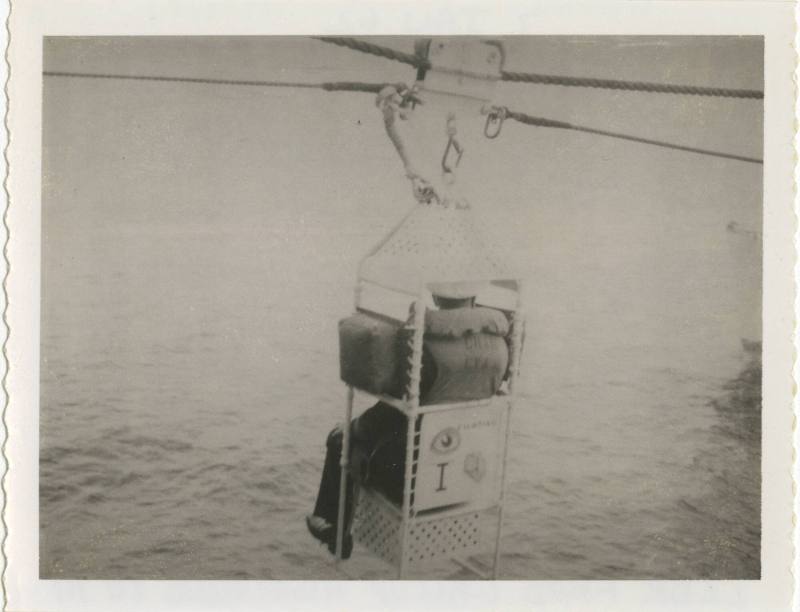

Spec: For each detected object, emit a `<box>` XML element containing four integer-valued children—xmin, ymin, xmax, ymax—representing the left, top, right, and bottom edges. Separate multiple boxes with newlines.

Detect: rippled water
<box><xmin>39</xmin><ymin>225</ymin><xmax>761</xmax><ymax>580</ymax></box>
<box><xmin>40</xmin><ymin>38</ymin><xmax>762</xmax><ymax>580</ymax></box>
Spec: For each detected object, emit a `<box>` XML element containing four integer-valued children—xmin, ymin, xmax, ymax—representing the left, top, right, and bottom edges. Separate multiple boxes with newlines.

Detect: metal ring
<box><xmin>484</xmin><ymin>111</ymin><xmax>504</xmax><ymax>139</ymax></box>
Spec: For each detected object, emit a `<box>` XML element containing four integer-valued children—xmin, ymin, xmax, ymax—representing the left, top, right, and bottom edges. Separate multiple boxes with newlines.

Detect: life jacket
<box><xmin>418</xmin><ymin>306</ymin><xmax>509</xmax><ymax>404</ymax></box>
<box><xmin>338</xmin><ymin>306</ymin><xmax>510</xmax><ymax>402</ymax></box>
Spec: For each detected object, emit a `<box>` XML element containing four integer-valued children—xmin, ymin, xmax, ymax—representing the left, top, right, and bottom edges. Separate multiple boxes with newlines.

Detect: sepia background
<box><xmin>40</xmin><ymin>36</ymin><xmax>762</xmax><ymax>579</ymax></box>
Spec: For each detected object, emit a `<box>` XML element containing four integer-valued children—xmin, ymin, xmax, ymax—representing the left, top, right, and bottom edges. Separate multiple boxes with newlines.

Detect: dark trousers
<box><xmin>313</xmin><ymin>402</ymin><xmax>407</xmax><ymax>530</ymax></box>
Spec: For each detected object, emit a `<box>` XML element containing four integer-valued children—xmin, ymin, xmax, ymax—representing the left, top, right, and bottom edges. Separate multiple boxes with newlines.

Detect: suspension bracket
<box><xmin>416</xmin><ymin>39</ymin><xmax>505</xmax><ymax>112</ymax></box>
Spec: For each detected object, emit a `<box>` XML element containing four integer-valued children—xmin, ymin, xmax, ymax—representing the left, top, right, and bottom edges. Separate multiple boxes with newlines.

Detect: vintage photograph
<box><xmin>36</xmin><ymin>35</ymin><xmax>765</xmax><ymax>582</ymax></box>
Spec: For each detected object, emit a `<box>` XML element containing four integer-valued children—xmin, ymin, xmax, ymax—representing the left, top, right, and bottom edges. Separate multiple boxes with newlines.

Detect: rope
<box><xmin>499</xmin><ymin>70</ymin><xmax>763</xmax><ymax>100</ymax></box>
<box><xmin>501</xmin><ymin>107</ymin><xmax>763</xmax><ymax>164</ymax></box>
<box><xmin>313</xmin><ymin>36</ymin><xmax>422</xmax><ymax>69</ymax></box>
<box><xmin>312</xmin><ymin>37</ymin><xmax>764</xmax><ymax>100</ymax></box>
<box><xmin>43</xmin><ymin>70</ymin><xmax>392</xmax><ymax>94</ymax></box>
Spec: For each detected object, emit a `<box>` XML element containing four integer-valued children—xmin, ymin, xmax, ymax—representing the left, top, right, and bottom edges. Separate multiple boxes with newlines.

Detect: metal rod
<box><xmin>399</xmin><ymin>408</ymin><xmax>416</xmax><ymax>579</ymax></box>
<box><xmin>336</xmin><ymin>385</ymin><xmax>354</xmax><ymax>562</ymax></box>
<box><xmin>399</xmin><ymin>294</ymin><xmax>426</xmax><ymax>578</ymax></box>
<box><xmin>413</xmin><ymin>502</ymin><xmax>499</xmax><ymax>523</ymax></box>
<box><xmin>493</xmin><ymin>401</ymin><xmax>512</xmax><ymax>579</ymax></box>
<box><xmin>492</xmin><ymin>282</ymin><xmax>525</xmax><ymax>578</ymax></box>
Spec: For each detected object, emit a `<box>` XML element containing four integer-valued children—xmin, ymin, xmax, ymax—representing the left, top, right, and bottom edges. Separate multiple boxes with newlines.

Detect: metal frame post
<box><xmin>399</xmin><ymin>290</ymin><xmax>426</xmax><ymax>578</ymax></box>
<box><xmin>335</xmin><ymin>385</ymin><xmax>355</xmax><ymax>561</ymax></box>
<box><xmin>491</xmin><ymin>282</ymin><xmax>525</xmax><ymax>579</ymax></box>
<box><xmin>335</xmin><ymin>280</ymin><xmax>364</xmax><ymax>563</ymax></box>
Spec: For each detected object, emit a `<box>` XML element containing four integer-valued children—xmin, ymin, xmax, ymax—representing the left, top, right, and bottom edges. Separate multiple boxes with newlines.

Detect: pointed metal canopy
<box><xmin>358</xmin><ymin>198</ymin><xmax>515</xmax><ymax>298</ymax></box>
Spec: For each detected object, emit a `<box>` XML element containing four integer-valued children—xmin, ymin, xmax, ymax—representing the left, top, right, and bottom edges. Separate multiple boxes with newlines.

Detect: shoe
<box><xmin>305</xmin><ymin>515</ymin><xmax>353</xmax><ymax>560</ymax></box>
<box><xmin>306</xmin><ymin>515</ymin><xmax>334</xmax><ymax>544</ymax></box>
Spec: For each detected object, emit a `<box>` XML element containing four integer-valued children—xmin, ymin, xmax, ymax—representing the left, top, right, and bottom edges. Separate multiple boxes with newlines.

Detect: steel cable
<box><xmin>43</xmin><ymin>70</ymin><xmax>393</xmax><ymax>94</ymax></box>
<box><xmin>314</xmin><ymin>36</ymin><xmax>422</xmax><ymax>69</ymax></box>
<box><xmin>501</xmin><ymin>108</ymin><xmax>762</xmax><ymax>164</ymax></box>
<box><xmin>499</xmin><ymin>70</ymin><xmax>763</xmax><ymax>99</ymax></box>
<box><xmin>42</xmin><ymin>71</ymin><xmax>761</xmax><ymax>164</ymax></box>
<box><xmin>313</xmin><ymin>36</ymin><xmax>764</xmax><ymax>100</ymax></box>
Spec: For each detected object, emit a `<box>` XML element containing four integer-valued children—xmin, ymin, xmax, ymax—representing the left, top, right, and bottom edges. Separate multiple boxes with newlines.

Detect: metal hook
<box><xmin>398</xmin><ymin>84</ymin><xmax>423</xmax><ymax>112</ymax></box>
<box><xmin>441</xmin><ymin>137</ymin><xmax>464</xmax><ymax>174</ymax></box>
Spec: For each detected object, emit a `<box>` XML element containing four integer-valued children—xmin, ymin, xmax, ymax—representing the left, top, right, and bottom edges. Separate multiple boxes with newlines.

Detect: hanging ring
<box><xmin>484</xmin><ymin>107</ymin><xmax>506</xmax><ymax>139</ymax></box>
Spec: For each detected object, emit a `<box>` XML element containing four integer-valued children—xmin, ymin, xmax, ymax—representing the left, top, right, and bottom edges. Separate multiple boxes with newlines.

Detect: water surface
<box><xmin>40</xmin><ymin>37</ymin><xmax>762</xmax><ymax>579</ymax></box>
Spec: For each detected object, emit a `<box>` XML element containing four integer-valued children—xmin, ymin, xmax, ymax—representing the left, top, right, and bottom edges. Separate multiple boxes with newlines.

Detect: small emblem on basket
<box><xmin>463</xmin><ymin>452</ymin><xmax>486</xmax><ymax>482</ymax></box>
<box><xmin>431</xmin><ymin>427</ymin><xmax>460</xmax><ymax>454</ymax></box>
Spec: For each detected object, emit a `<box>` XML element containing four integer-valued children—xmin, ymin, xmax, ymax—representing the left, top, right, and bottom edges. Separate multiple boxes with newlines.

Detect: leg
<box><xmin>311</xmin><ymin>425</ymin><xmax>348</xmax><ymax>524</ymax></box>
<box><xmin>308</xmin><ymin>401</ymin><xmax>402</xmax><ymax>557</ymax></box>
<box><xmin>357</xmin><ymin>403</ymin><xmax>407</xmax><ymax>505</ymax></box>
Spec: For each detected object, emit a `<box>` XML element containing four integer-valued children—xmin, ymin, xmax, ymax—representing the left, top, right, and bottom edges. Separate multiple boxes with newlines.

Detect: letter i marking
<box><xmin>436</xmin><ymin>462</ymin><xmax>449</xmax><ymax>491</ymax></box>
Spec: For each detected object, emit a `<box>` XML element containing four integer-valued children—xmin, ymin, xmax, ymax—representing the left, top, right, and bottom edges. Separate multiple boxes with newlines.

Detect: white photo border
<box><xmin>5</xmin><ymin>1</ymin><xmax>795</xmax><ymax>611</ymax></box>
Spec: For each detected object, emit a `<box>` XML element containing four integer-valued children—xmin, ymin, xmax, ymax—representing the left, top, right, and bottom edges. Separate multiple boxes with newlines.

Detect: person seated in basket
<box><xmin>306</xmin><ymin>283</ymin><xmax>511</xmax><ymax>559</ymax></box>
